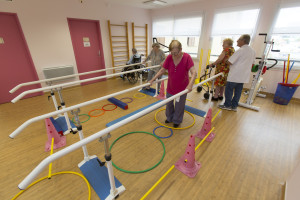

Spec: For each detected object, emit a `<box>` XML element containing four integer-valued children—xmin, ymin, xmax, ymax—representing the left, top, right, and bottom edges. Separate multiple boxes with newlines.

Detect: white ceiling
<box><xmin>107</xmin><ymin>0</ymin><xmax>201</xmax><ymax>9</ymax></box>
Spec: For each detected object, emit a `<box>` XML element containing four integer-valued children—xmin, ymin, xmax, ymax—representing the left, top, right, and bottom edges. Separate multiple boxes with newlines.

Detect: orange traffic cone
<box><xmin>156</xmin><ymin>80</ymin><xmax>166</xmax><ymax>100</ymax></box>
<box><xmin>45</xmin><ymin>118</ymin><xmax>66</xmax><ymax>152</ymax></box>
<box><xmin>175</xmin><ymin>134</ymin><xmax>201</xmax><ymax>178</ymax></box>
<box><xmin>195</xmin><ymin>108</ymin><xmax>215</xmax><ymax>142</ymax></box>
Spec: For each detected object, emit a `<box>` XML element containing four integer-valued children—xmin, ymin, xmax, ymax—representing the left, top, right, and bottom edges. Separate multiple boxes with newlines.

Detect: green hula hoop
<box><xmin>109</xmin><ymin>131</ymin><xmax>165</xmax><ymax>173</ymax></box>
<box><xmin>71</xmin><ymin>114</ymin><xmax>91</xmax><ymax>124</ymax></box>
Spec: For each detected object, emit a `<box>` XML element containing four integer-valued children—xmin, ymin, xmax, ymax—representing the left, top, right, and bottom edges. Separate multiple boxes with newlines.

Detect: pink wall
<box><xmin>150</xmin><ymin>0</ymin><xmax>300</xmax><ymax>99</ymax></box>
<box><xmin>0</xmin><ymin>0</ymin><xmax>151</xmax><ymax>86</ymax></box>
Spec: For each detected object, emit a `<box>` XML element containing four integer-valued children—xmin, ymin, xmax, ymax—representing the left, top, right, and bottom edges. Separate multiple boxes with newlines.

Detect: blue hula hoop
<box><xmin>153</xmin><ymin>126</ymin><xmax>173</xmax><ymax>139</ymax></box>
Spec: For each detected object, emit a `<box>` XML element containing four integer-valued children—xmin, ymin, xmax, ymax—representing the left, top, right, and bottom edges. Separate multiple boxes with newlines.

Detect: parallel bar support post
<box><xmin>99</xmin><ymin>134</ymin><xmax>118</xmax><ymax>197</ymax></box>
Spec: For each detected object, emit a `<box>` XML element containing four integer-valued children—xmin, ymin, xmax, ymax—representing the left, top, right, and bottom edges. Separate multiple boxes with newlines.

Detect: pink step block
<box><xmin>45</xmin><ymin>118</ymin><xmax>66</xmax><ymax>152</ymax></box>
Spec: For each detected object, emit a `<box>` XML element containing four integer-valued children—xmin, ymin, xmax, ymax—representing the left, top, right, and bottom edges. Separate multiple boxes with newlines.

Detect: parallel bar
<box><xmin>10</xmin><ymin>61</ymin><xmax>148</xmax><ymax>94</ymax></box>
<box><xmin>11</xmin><ymin>64</ymin><xmax>158</xmax><ymax>103</ymax></box>
<box><xmin>14</xmin><ymin>74</ymin><xmax>223</xmax><ymax>190</ymax></box>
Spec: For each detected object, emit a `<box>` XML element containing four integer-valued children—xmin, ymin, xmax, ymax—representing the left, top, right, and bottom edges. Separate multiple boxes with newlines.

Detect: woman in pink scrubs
<box><xmin>149</xmin><ymin>40</ymin><xmax>197</xmax><ymax>128</ymax></box>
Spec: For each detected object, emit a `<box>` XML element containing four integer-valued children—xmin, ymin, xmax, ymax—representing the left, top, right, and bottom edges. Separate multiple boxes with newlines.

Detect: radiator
<box><xmin>43</xmin><ymin>65</ymin><xmax>75</xmax><ymax>83</ymax></box>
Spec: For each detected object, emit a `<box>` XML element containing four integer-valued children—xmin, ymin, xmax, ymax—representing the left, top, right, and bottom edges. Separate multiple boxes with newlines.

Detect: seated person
<box><xmin>121</xmin><ymin>48</ymin><xmax>141</xmax><ymax>79</ymax></box>
<box><xmin>126</xmin><ymin>48</ymin><xmax>141</xmax><ymax>65</ymax></box>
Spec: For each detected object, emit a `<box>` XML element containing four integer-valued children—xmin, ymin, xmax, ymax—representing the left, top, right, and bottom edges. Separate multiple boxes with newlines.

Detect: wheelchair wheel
<box><xmin>127</xmin><ymin>72</ymin><xmax>139</xmax><ymax>84</ymax></box>
<box><xmin>197</xmin><ymin>86</ymin><xmax>202</xmax><ymax>93</ymax></box>
<box><xmin>142</xmin><ymin>70</ymin><xmax>148</xmax><ymax>81</ymax></box>
<box><xmin>204</xmin><ymin>92</ymin><xmax>210</xmax><ymax>99</ymax></box>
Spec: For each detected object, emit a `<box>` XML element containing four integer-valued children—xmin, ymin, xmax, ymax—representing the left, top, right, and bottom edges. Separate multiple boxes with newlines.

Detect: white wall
<box><xmin>150</xmin><ymin>0</ymin><xmax>300</xmax><ymax>99</ymax></box>
<box><xmin>0</xmin><ymin>0</ymin><xmax>151</xmax><ymax>84</ymax></box>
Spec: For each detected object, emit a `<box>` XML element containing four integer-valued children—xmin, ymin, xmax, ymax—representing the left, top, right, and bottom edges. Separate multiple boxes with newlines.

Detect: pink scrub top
<box><xmin>163</xmin><ymin>53</ymin><xmax>194</xmax><ymax>95</ymax></box>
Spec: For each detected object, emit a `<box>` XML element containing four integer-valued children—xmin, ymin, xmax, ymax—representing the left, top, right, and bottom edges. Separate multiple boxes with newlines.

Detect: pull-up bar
<box><xmin>15</xmin><ymin>73</ymin><xmax>223</xmax><ymax>190</ymax></box>
<box><xmin>9</xmin><ymin>62</ymin><xmax>150</xmax><ymax>94</ymax></box>
<box><xmin>11</xmin><ymin>64</ymin><xmax>160</xmax><ymax>103</ymax></box>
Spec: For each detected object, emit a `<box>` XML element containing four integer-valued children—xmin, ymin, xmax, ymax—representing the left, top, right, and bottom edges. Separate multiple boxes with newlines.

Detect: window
<box><xmin>153</xmin><ymin>15</ymin><xmax>202</xmax><ymax>57</ymax></box>
<box><xmin>210</xmin><ymin>9</ymin><xmax>260</xmax><ymax>58</ymax></box>
<box><xmin>269</xmin><ymin>6</ymin><xmax>300</xmax><ymax>67</ymax></box>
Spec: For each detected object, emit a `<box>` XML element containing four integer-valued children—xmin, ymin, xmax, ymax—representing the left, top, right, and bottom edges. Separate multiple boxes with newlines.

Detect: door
<box><xmin>0</xmin><ymin>12</ymin><xmax>42</xmax><ymax>104</ymax></box>
<box><xmin>68</xmin><ymin>18</ymin><xmax>106</xmax><ymax>85</ymax></box>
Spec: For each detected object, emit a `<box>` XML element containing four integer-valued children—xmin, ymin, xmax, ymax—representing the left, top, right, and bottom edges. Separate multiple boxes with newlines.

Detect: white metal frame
<box><xmin>238</xmin><ymin>36</ymin><xmax>274</xmax><ymax>111</ymax></box>
<box><xmin>9</xmin><ymin>62</ymin><xmax>150</xmax><ymax>94</ymax></box>
<box><xmin>12</xmin><ymin>73</ymin><xmax>223</xmax><ymax>190</ymax></box>
<box><xmin>11</xmin><ymin>64</ymin><xmax>160</xmax><ymax>103</ymax></box>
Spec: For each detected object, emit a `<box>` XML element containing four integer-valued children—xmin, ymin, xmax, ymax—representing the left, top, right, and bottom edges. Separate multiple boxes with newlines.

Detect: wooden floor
<box><xmin>0</xmin><ymin>78</ymin><xmax>299</xmax><ymax>200</ymax></box>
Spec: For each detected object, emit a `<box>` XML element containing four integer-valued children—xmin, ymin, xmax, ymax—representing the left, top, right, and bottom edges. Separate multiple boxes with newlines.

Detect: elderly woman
<box><xmin>143</xmin><ymin>43</ymin><xmax>165</xmax><ymax>90</ymax></box>
<box><xmin>126</xmin><ymin>48</ymin><xmax>141</xmax><ymax>65</ymax></box>
<box><xmin>209</xmin><ymin>38</ymin><xmax>235</xmax><ymax>101</ymax></box>
<box><xmin>149</xmin><ymin>40</ymin><xmax>197</xmax><ymax>128</ymax></box>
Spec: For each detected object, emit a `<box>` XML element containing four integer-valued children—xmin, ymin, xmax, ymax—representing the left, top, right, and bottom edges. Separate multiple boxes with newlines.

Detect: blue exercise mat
<box><xmin>139</xmin><ymin>88</ymin><xmax>157</xmax><ymax>97</ymax></box>
<box><xmin>79</xmin><ymin>157</ymin><xmax>123</xmax><ymax>200</ymax></box>
<box><xmin>55</xmin><ymin>116</ymin><xmax>76</xmax><ymax>133</ymax></box>
<box><xmin>184</xmin><ymin>105</ymin><xmax>206</xmax><ymax>117</ymax></box>
<box><xmin>106</xmin><ymin>100</ymin><xmax>163</xmax><ymax>127</ymax></box>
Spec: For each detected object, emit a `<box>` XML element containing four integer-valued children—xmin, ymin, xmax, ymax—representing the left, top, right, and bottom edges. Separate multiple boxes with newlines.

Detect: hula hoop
<box><xmin>153</xmin><ymin>126</ymin><xmax>173</xmax><ymax>139</ymax></box>
<box><xmin>88</xmin><ymin>109</ymin><xmax>105</xmax><ymax>117</ymax></box>
<box><xmin>11</xmin><ymin>171</ymin><xmax>91</xmax><ymax>200</ymax></box>
<box><xmin>72</xmin><ymin>114</ymin><xmax>91</xmax><ymax>124</ymax></box>
<box><xmin>102</xmin><ymin>104</ymin><xmax>117</xmax><ymax>111</ymax></box>
<box><xmin>133</xmin><ymin>93</ymin><xmax>146</xmax><ymax>99</ymax></box>
<box><xmin>119</xmin><ymin>97</ymin><xmax>133</xmax><ymax>103</ymax></box>
<box><xmin>110</xmin><ymin>131</ymin><xmax>165</xmax><ymax>173</ymax></box>
<box><xmin>154</xmin><ymin>109</ymin><xmax>195</xmax><ymax>130</ymax></box>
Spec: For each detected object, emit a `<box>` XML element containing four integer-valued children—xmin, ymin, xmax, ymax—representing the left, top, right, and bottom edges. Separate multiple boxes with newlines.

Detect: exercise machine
<box><xmin>238</xmin><ymin>33</ymin><xmax>279</xmax><ymax>111</ymax></box>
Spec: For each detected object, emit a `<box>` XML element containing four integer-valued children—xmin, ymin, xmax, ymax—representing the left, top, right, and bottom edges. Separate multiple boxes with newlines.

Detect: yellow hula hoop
<box><xmin>133</xmin><ymin>93</ymin><xmax>146</xmax><ymax>99</ymax></box>
<box><xmin>154</xmin><ymin>109</ymin><xmax>195</xmax><ymax>130</ymax></box>
<box><xmin>11</xmin><ymin>171</ymin><xmax>91</xmax><ymax>200</ymax></box>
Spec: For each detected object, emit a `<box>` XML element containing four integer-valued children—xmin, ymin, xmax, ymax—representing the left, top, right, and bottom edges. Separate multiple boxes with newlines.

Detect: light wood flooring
<box><xmin>0</xmin><ymin>78</ymin><xmax>299</xmax><ymax>200</ymax></box>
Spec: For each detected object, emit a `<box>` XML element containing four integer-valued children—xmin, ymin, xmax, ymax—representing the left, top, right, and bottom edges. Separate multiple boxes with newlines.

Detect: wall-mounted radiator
<box><xmin>43</xmin><ymin>65</ymin><xmax>75</xmax><ymax>83</ymax></box>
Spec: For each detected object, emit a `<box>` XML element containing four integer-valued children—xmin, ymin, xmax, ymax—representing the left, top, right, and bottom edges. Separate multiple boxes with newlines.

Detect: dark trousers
<box><xmin>224</xmin><ymin>81</ymin><xmax>244</xmax><ymax>108</ymax></box>
<box><xmin>166</xmin><ymin>93</ymin><xmax>187</xmax><ymax>124</ymax></box>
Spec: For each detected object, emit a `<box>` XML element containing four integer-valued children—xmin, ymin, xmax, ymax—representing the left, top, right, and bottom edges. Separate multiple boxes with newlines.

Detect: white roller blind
<box><xmin>273</xmin><ymin>7</ymin><xmax>300</xmax><ymax>34</ymax></box>
<box><xmin>174</xmin><ymin>17</ymin><xmax>202</xmax><ymax>36</ymax></box>
<box><xmin>152</xmin><ymin>19</ymin><xmax>174</xmax><ymax>36</ymax></box>
<box><xmin>211</xmin><ymin>9</ymin><xmax>260</xmax><ymax>36</ymax></box>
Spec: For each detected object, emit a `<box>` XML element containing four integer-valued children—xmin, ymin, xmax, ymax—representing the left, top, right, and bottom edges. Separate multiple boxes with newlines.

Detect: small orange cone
<box><xmin>156</xmin><ymin>80</ymin><xmax>166</xmax><ymax>100</ymax></box>
<box><xmin>175</xmin><ymin>134</ymin><xmax>201</xmax><ymax>178</ymax></box>
<box><xmin>45</xmin><ymin>118</ymin><xmax>66</xmax><ymax>152</ymax></box>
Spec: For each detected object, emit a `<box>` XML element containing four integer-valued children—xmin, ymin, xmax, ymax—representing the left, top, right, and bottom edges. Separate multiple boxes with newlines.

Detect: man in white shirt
<box><xmin>218</xmin><ymin>34</ymin><xmax>256</xmax><ymax>111</ymax></box>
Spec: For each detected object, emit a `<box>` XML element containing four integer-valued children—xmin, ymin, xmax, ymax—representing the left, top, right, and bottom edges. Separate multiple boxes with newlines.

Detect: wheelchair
<box><xmin>121</xmin><ymin>55</ymin><xmax>148</xmax><ymax>84</ymax></box>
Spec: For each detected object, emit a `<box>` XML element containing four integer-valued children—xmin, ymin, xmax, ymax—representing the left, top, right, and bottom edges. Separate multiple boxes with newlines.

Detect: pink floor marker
<box><xmin>156</xmin><ymin>80</ymin><xmax>166</xmax><ymax>100</ymax></box>
<box><xmin>45</xmin><ymin>118</ymin><xmax>66</xmax><ymax>152</ymax></box>
<box><xmin>175</xmin><ymin>134</ymin><xmax>201</xmax><ymax>178</ymax></box>
<box><xmin>195</xmin><ymin>108</ymin><xmax>215</xmax><ymax>142</ymax></box>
